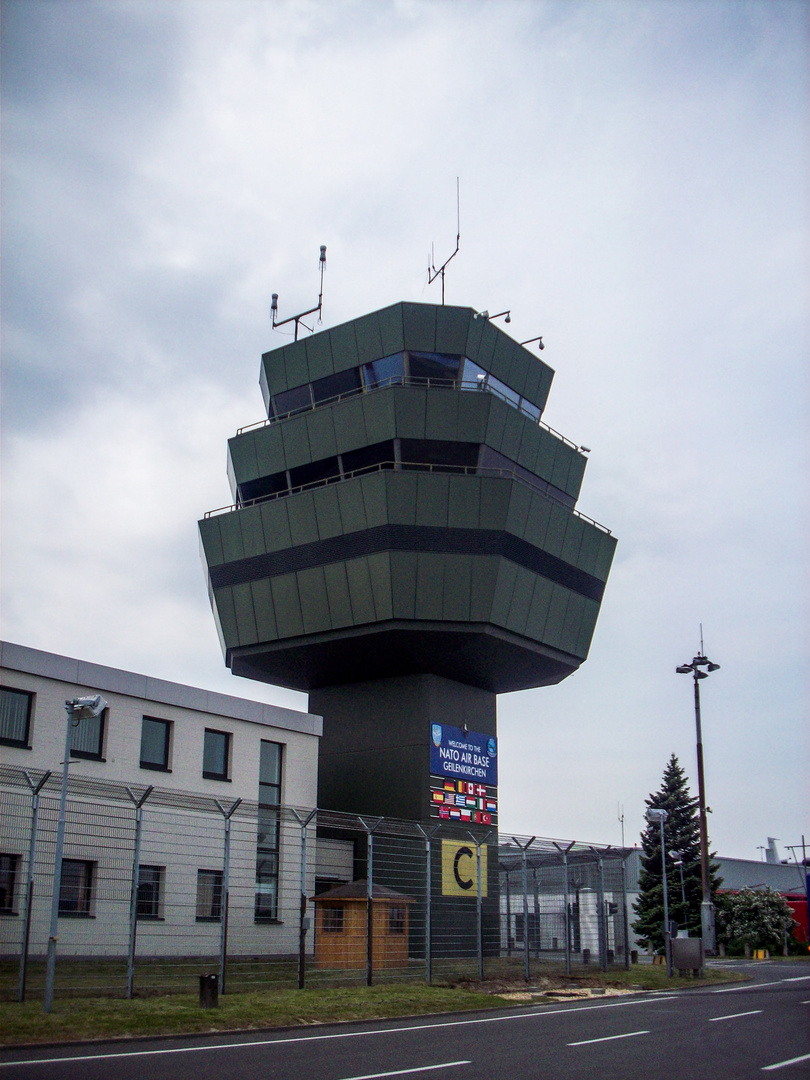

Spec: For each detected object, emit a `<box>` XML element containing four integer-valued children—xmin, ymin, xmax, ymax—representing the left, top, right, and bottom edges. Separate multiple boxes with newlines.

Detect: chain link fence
<box><xmin>1</xmin><ymin>765</ymin><xmax>635</xmax><ymax>1003</ymax></box>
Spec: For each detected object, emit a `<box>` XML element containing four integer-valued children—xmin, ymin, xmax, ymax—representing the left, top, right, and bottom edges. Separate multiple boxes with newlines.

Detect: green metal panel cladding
<box><xmin>200</xmin><ymin>301</ymin><xmax>615</xmax><ymax>694</ymax></box>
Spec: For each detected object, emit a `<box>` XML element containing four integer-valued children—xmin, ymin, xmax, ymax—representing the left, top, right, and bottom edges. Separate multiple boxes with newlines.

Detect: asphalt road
<box><xmin>2</xmin><ymin>961</ymin><xmax>809</xmax><ymax>1080</ymax></box>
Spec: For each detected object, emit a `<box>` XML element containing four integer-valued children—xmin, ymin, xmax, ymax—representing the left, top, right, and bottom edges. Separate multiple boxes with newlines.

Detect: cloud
<box><xmin>2</xmin><ymin>0</ymin><xmax>807</xmax><ymax>856</ymax></box>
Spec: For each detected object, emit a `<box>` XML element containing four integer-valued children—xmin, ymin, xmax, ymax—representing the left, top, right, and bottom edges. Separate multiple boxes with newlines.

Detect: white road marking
<box><xmin>340</xmin><ymin>1064</ymin><xmax>470</xmax><ymax>1080</ymax></box>
<box><xmin>762</xmin><ymin>1052</ymin><xmax>810</xmax><ymax>1071</ymax></box>
<box><xmin>708</xmin><ymin>1010</ymin><xmax>762</xmax><ymax>1022</ymax></box>
<box><xmin>568</xmin><ymin>1030</ymin><xmax>649</xmax><ymax>1047</ymax></box>
<box><xmin>713</xmin><ymin>975</ymin><xmax>810</xmax><ymax>994</ymax></box>
<box><xmin>0</xmin><ymin>997</ymin><xmax>671</xmax><ymax>1068</ymax></box>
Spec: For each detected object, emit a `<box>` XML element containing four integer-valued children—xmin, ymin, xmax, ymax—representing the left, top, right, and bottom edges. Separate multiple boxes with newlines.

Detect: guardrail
<box><xmin>203</xmin><ymin>461</ymin><xmax>611</xmax><ymax>534</ymax></box>
<box><xmin>237</xmin><ymin>376</ymin><xmax>580</xmax><ymax>451</ymax></box>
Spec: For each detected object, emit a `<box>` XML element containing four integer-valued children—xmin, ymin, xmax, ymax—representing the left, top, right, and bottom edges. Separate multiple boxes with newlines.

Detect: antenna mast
<box><xmin>271</xmin><ymin>245</ymin><xmax>327</xmax><ymax>341</ymax></box>
<box><xmin>427</xmin><ymin>178</ymin><xmax>460</xmax><ymax>305</ymax></box>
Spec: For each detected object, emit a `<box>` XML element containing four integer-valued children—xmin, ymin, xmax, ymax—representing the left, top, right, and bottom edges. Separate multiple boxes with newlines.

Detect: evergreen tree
<box><xmin>632</xmin><ymin>754</ymin><xmax>722</xmax><ymax>951</ymax></box>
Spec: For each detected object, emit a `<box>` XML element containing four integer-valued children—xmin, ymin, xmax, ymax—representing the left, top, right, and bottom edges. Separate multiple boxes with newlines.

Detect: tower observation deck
<box><xmin>199</xmin><ymin>301</ymin><xmax>615</xmax><ymax>824</ymax></box>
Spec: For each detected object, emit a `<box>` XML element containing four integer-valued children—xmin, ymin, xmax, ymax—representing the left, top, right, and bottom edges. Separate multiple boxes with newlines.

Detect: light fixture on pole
<box><xmin>676</xmin><ymin>646</ymin><xmax>720</xmax><ymax>954</ymax></box>
<box><xmin>645</xmin><ymin>807</ymin><xmax>672</xmax><ymax>976</ymax></box>
<box><xmin>519</xmin><ymin>335</ymin><xmax>544</xmax><ymax>350</ymax></box>
<box><xmin>43</xmin><ymin>695</ymin><xmax>108</xmax><ymax>1013</ymax></box>
<box><xmin>669</xmin><ymin>850</ymin><xmax>687</xmax><ymax>925</ymax></box>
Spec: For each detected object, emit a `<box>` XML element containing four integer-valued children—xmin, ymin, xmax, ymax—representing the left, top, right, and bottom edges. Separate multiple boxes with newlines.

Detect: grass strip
<box><xmin>0</xmin><ymin>968</ymin><xmax>747</xmax><ymax>1047</ymax></box>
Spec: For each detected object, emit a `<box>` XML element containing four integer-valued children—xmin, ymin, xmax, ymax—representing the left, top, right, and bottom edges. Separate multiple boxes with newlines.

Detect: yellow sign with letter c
<box><xmin>441</xmin><ymin>840</ymin><xmax>488</xmax><ymax>897</ymax></box>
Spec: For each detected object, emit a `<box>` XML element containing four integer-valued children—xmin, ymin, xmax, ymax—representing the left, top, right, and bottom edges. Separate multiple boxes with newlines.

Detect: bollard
<box><xmin>631</xmin><ymin>949</ymin><xmax>638</xmax><ymax>964</ymax></box>
<box><xmin>582</xmin><ymin>949</ymin><xmax>590</xmax><ymax>965</ymax></box>
<box><xmin>199</xmin><ymin>973</ymin><xmax>219</xmax><ymax>1008</ymax></box>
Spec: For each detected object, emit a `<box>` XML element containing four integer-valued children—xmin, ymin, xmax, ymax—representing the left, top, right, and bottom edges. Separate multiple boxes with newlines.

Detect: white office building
<box><xmin>0</xmin><ymin>641</ymin><xmax>322</xmax><ymax>961</ymax></box>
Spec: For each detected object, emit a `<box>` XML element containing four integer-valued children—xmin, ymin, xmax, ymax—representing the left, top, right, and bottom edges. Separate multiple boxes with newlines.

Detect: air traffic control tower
<box><xmin>199</xmin><ymin>302</ymin><xmax>615</xmax><ymax>826</ymax></box>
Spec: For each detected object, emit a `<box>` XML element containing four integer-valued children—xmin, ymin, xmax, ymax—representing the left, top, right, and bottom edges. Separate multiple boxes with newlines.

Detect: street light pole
<box><xmin>43</xmin><ymin>695</ymin><xmax>107</xmax><ymax>1013</ymax></box>
<box><xmin>646</xmin><ymin>807</ymin><xmax>672</xmax><ymax>976</ymax></box>
<box><xmin>676</xmin><ymin>650</ymin><xmax>720</xmax><ymax>954</ymax></box>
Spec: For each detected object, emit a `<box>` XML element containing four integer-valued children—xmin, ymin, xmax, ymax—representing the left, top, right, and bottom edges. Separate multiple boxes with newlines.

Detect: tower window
<box><xmin>312</xmin><ymin>368</ymin><xmax>362</xmax><ymax>404</ymax></box>
<box><xmin>361</xmin><ymin>352</ymin><xmax>405</xmax><ymax>390</ymax></box>
<box><xmin>272</xmin><ymin>383</ymin><xmax>313</xmax><ymax>417</ymax></box>
<box><xmin>408</xmin><ymin>351</ymin><xmax>462</xmax><ymax>382</ymax></box>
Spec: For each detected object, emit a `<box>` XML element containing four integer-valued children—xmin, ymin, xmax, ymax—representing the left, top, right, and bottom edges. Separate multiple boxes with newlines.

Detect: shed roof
<box><xmin>312</xmin><ymin>880</ymin><xmax>414</xmax><ymax>903</ymax></box>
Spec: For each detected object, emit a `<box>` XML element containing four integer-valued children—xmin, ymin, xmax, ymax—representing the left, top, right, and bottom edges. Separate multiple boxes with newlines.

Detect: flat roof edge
<box><xmin>0</xmin><ymin>641</ymin><xmax>322</xmax><ymax>737</ymax></box>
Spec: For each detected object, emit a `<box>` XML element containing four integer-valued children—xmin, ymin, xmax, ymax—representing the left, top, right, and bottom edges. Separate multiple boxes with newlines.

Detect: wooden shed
<box><xmin>312</xmin><ymin>881</ymin><xmax>414</xmax><ymax>970</ymax></box>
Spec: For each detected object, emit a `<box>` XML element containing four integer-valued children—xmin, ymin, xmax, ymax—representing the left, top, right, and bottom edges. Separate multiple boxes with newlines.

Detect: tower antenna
<box><xmin>427</xmin><ymin>178</ymin><xmax>460</xmax><ymax>305</ymax></box>
<box><xmin>271</xmin><ymin>245</ymin><xmax>327</xmax><ymax>341</ymax></box>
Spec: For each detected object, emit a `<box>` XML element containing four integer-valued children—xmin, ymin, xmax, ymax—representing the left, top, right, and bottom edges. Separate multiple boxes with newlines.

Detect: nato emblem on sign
<box><xmin>487</xmin><ymin>738</ymin><xmax>497</xmax><ymax>758</ymax></box>
<box><xmin>432</xmin><ymin>724</ymin><xmax>443</xmax><ymax>748</ymax></box>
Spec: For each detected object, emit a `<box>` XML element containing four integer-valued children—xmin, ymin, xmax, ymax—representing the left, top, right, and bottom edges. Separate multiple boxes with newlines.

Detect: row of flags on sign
<box><xmin>430</xmin><ymin>778</ymin><xmax>497</xmax><ymax>824</ymax></box>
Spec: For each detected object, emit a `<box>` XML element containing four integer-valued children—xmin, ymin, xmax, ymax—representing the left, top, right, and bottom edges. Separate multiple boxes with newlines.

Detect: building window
<box><xmin>322</xmin><ymin>905</ymin><xmax>344</xmax><ymax>933</ymax></box>
<box><xmin>140</xmin><ymin>716</ymin><xmax>172</xmax><ymax>772</ymax></box>
<box><xmin>254</xmin><ymin>851</ymin><xmax>278</xmax><ymax>921</ymax></box>
<box><xmin>388</xmin><ymin>906</ymin><xmax>406</xmax><ymax>935</ymax></box>
<box><xmin>196</xmin><ymin>869</ymin><xmax>223</xmax><ymax>921</ymax></box>
<box><xmin>255</xmin><ymin>740</ymin><xmax>282</xmax><ymax>921</ymax></box>
<box><xmin>259</xmin><ymin>739</ymin><xmax>282</xmax><ymax>806</ymax></box>
<box><xmin>59</xmin><ymin>859</ymin><xmax>94</xmax><ymax>916</ymax></box>
<box><xmin>0</xmin><ymin>854</ymin><xmax>19</xmax><ymax>915</ymax></box>
<box><xmin>203</xmin><ymin>728</ymin><xmax>231</xmax><ymax>781</ymax></box>
<box><xmin>136</xmin><ymin>865</ymin><xmax>164</xmax><ymax>919</ymax></box>
<box><xmin>70</xmin><ymin>707</ymin><xmax>107</xmax><ymax>760</ymax></box>
<box><xmin>0</xmin><ymin>687</ymin><xmax>34</xmax><ymax>748</ymax></box>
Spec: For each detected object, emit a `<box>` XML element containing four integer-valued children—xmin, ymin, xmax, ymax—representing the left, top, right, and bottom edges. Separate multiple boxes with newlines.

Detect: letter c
<box><xmin>453</xmin><ymin>846</ymin><xmax>474</xmax><ymax>890</ymax></box>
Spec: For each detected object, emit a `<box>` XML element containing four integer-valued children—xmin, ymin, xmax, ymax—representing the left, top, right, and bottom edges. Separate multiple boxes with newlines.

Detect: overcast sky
<box><xmin>2</xmin><ymin>0</ymin><xmax>807</xmax><ymax>861</ymax></box>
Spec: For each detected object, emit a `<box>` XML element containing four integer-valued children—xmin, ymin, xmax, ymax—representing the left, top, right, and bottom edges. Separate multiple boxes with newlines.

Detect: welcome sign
<box><xmin>430</xmin><ymin>723</ymin><xmax>498</xmax><ymax>787</ymax></box>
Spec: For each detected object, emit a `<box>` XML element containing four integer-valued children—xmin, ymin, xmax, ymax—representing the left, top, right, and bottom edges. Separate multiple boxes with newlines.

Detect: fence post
<box><xmin>215</xmin><ymin>798</ymin><xmax>242</xmax><ymax>994</ymax></box>
<box><xmin>292</xmin><ymin>808</ymin><xmax>317</xmax><ymax>990</ymax></box>
<box><xmin>621</xmin><ymin>855</ymin><xmax>631</xmax><ymax>970</ymax></box>
<box><xmin>18</xmin><ymin>770</ymin><xmax>51</xmax><ymax>1003</ymax></box>
<box><xmin>554</xmin><ymin>841</ymin><xmax>575</xmax><ymax>977</ymax></box>
<box><xmin>359</xmin><ymin>817</ymin><xmax>382</xmax><ymax>987</ymax></box>
<box><xmin>512</xmin><ymin>837</ymin><xmax>536</xmax><ymax>983</ymax></box>
<box><xmin>532</xmin><ymin>868</ymin><xmax>540</xmax><ymax>959</ymax></box>
<box><xmin>595</xmin><ymin>852</ymin><xmax>608</xmax><ymax>971</ymax></box>
<box><xmin>416</xmin><ymin>824</ymin><xmax>438</xmax><ymax>984</ymax></box>
<box><xmin>470</xmin><ymin>830</ymin><xmax>493</xmax><ymax>982</ymax></box>
<box><xmin>125</xmin><ymin>786</ymin><xmax>153</xmax><ymax>999</ymax></box>
<box><xmin>504</xmin><ymin>870</ymin><xmax>512</xmax><ymax>956</ymax></box>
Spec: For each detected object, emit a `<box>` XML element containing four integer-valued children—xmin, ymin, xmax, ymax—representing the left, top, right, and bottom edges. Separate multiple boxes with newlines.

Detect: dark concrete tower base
<box><xmin>311</xmin><ymin>674</ymin><xmax>496</xmax><ymax>823</ymax></box>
